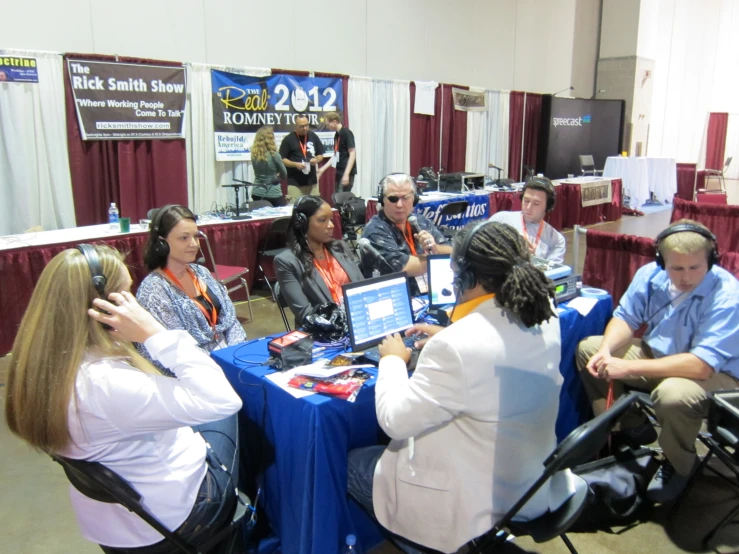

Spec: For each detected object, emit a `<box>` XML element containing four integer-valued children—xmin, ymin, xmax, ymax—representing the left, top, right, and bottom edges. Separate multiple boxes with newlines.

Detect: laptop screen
<box><xmin>427</xmin><ymin>254</ymin><xmax>457</xmax><ymax>307</ymax></box>
<box><xmin>342</xmin><ymin>272</ymin><xmax>414</xmax><ymax>351</ymax></box>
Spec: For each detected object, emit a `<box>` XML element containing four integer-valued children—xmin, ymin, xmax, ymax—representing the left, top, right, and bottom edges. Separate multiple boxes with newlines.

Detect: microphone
<box><xmin>358</xmin><ymin>238</ymin><xmax>395</xmax><ymax>273</ymax></box>
<box><xmin>407</xmin><ymin>215</ymin><xmax>430</xmax><ymax>253</ymax></box>
<box><xmin>553</xmin><ymin>86</ymin><xmax>574</xmax><ymax>96</ymax></box>
<box><xmin>488</xmin><ymin>163</ymin><xmax>502</xmax><ymax>170</ymax></box>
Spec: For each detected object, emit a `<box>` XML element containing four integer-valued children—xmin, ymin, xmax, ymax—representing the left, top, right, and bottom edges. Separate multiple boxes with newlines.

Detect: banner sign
<box><xmin>415</xmin><ymin>193</ymin><xmax>490</xmax><ymax>229</ymax></box>
<box><xmin>580</xmin><ymin>179</ymin><xmax>613</xmax><ymax>207</ymax></box>
<box><xmin>67</xmin><ymin>60</ymin><xmax>187</xmax><ymax>140</ymax></box>
<box><xmin>0</xmin><ymin>56</ymin><xmax>38</xmax><ymax>83</ymax></box>
<box><xmin>211</xmin><ymin>70</ymin><xmax>344</xmax><ymax>161</ymax></box>
<box><xmin>452</xmin><ymin>88</ymin><xmax>486</xmax><ymax>112</ymax></box>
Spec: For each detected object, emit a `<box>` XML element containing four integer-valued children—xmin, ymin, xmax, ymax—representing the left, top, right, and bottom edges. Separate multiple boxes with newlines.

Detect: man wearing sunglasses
<box><xmin>361</xmin><ymin>173</ymin><xmax>451</xmax><ymax>295</ymax></box>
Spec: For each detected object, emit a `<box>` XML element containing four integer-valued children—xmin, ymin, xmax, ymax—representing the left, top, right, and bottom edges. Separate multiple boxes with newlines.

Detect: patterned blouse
<box><xmin>136</xmin><ymin>264</ymin><xmax>246</xmax><ymax>364</ymax></box>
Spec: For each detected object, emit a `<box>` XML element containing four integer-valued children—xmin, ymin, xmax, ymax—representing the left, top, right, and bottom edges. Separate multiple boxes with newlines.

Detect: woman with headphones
<box><xmin>274</xmin><ymin>195</ymin><xmax>364</xmax><ymax>327</ymax></box>
<box><xmin>5</xmin><ymin>244</ymin><xmax>243</xmax><ymax>552</ymax></box>
<box><xmin>347</xmin><ymin>221</ymin><xmax>574</xmax><ymax>554</ymax></box>
<box><xmin>137</xmin><ymin>205</ymin><xmax>246</xmax><ymax>359</ymax></box>
<box><xmin>489</xmin><ymin>176</ymin><xmax>565</xmax><ymax>263</ymax></box>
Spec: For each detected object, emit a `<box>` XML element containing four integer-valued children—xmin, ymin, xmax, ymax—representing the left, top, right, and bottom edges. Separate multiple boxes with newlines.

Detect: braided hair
<box><xmin>454</xmin><ymin>221</ymin><xmax>556</xmax><ymax>328</ymax></box>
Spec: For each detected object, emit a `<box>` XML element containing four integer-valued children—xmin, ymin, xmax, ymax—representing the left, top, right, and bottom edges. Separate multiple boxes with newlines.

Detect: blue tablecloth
<box><xmin>211</xmin><ymin>295</ymin><xmax>612</xmax><ymax>554</ymax></box>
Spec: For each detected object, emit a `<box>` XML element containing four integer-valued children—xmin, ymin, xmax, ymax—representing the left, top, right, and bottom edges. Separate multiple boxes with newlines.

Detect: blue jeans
<box><xmin>347</xmin><ymin>446</ymin><xmax>441</xmax><ymax>554</ymax></box>
<box><xmin>101</xmin><ymin>414</ymin><xmax>241</xmax><ymax>554</ymax></box>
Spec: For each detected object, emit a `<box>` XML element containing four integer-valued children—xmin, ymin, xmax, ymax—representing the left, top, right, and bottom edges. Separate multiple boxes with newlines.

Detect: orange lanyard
<box><xmin>400</xmin><ymin>222</ymin><xmax>417</xmax><ymax>256</ymax></box>
<box><xmin>334</xmin><ymin>136</ymin><xmax>340</xmax><ymax>153</ymax></box>
<box><xmin>313</xmin><ymin>247</ymin><xmax>344</xmax><ymax>303</ymax></box>
<box><xmin>521</xmin><ymin>215</ymin><xmax>544</xmax><ymax>251</ymax></box>
<box><xmin>163</xmin><ymin>267</ymin><xmax>218</xmax><ymax>331</ymax></box>
<box><xmin>297</xmin><ymin>132</ymin><xmax>308</xmax><ymax>159</ymax></box>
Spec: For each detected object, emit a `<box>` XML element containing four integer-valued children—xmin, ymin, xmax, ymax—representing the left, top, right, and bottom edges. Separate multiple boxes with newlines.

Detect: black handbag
<box><xmin>303</xmin><ymin>302</ymin><xmax>348</xmax><ymax>343</ymax></box>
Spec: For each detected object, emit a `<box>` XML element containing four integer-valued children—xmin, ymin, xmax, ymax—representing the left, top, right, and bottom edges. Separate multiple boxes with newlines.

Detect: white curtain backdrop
<box><xmin>465</xmin><ymin>89</ymin><xmax>510</xmax><ymax>179</ymax></box>
<box><xmin>185</xmin><ymin>63</ymin><xmax>270</xmax><ymax>215</ymax></box>
<box><xmin>348</xmin><ymin>76</ymin><xmax>410</xmax><ymax>200</ymax></box>
<box><xmin>0</xmin><ymin>49</ymin><xmax>76</xmax><ymax>235</ymax></box>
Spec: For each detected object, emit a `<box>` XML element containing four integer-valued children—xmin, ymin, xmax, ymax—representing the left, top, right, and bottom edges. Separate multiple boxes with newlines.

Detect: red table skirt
<box><xmin>365</xmin><ymin>180</ymin><xmax>622</xmax><ymax>231</ymax></box>
<box><xmin>0</xmin><ymin>213</ymin><xmax>342</xmax><ymax>356</ymax></box>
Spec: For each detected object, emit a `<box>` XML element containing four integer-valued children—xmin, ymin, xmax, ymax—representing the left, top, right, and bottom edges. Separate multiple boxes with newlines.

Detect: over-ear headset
<box><xmin>654</xmin><ymin>222</ymin><xmax>719</xmax><ymax>270</ymax></box>
<box><xmin>151</xmin><ymin>204</ymin><xmax>176</xmax><ymax>258</ymax></box>
<box><xmin>452</xmin><ymin>220</ymin><xmax>491</xmax><ymax>296</ymax></box>
<box><xmin>378</xmin><ymin>173</ymin><xmax>420</xmax><ymax>207</ymax></box>
<box><xmin>293</xmin><ymin>195</ymin><xmax>310</xmax><ymax>235</ymax></box>
<box><xmin>520</xmin><ymin>176</ymin><xmax>556</xmax><ymax>213</ymax></box>
<box><xmin>76</xmin><ymin>243</ymin><xmax>107</xmax><ymax>297</ymax></box>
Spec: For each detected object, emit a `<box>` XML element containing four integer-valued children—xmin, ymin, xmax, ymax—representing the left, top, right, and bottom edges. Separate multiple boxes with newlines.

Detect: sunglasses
<box><xmin>385</xmin><ymin>192</ymin><xmax>415</xmax><ymax>203</ymax></box>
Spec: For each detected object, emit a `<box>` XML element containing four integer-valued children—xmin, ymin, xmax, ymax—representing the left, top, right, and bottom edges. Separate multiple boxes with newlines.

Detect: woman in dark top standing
<box><xmin>275</xmin><ymin>196</ymin><xmax>364</xmax><ymax>326</ymax></box>
<box><xmin>250</xmin><ymin>126</ymin><xmax>288</xmax><ymax>207</ymax></box>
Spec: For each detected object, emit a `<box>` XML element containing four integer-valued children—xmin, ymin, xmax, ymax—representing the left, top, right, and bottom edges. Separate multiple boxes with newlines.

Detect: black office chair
<box><xmin>52</xmin><ymin>455</ymin><xmax>254</xmax><ymax>554</ymax></box>
<box><xmin>466</xmin><ymin>392</ymin><xmax>642</xmax><ymax>554</ymax></box>
<box><xmin>256</xmin><ymin>217</ymin><xmax>292</xmax><ymax>301</ymax></box>
<box><xmin>434</xmin><ymin>201</ymin><xmax>468</xmax><ymax>240</ymax></box>
<box><xmin>579</xmin><ymin>155</ymin><xmax>603</xmax><ymax>176</ymax></box>
<box><xmin>272</xmin><ymin>281</ymin><xmax>292</xmax><ymax>332</ymax></box>
<box><xmin>332</xmin><ymin>192</ymin><xmax>366</xmax><ymax>247</ymax></box>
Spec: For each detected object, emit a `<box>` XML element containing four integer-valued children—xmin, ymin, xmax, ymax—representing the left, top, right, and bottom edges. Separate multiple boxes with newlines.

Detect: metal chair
<box><xmin>273</xmin><ymin>281</ymin><xmax>291</xmax><ymax>332</ymax></box>
<box><xmin>198</xmin><ymin>231</ymin><xmax>254</xmax><ymax>321</ymax></box>
<box><xmin>697</xmin><ymin>156</ymin><xmax>732</xmax><ymax>199</ymax></box>
<box><xmin>579</xmin><ymin>155</ymin><xmax>603</xmax><ymax>176</ymax></box>
<box><xmin>52</xmin><ymin>454</ymin><xmax>254</xmax><ymax>554</ymax></box>
<box><xmin>466</xmin><ymin>392</ymin><xmax>642</xmax><ymax>554</ymax></box>
<box><xmin>256</xmin><ymin>217</ymin><xmax>292</xmax><ymax>301</ymax></box>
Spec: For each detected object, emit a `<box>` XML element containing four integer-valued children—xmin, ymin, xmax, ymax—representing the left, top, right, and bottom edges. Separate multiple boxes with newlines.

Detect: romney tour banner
<box><xmin>211</xmin><ymin>70</ymin><xmax>345</xmax><ymax>161</ymax></box>
<box><xmin>67</xmin><ymin>60</ymin><xmax>187</xmax><ymax>140</ymax></box>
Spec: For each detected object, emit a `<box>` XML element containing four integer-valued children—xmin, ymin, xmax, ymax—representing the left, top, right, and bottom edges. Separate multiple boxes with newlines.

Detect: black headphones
<box><xmin>377</xmin><ymin>173</ymin><xmax>420</xmax><ymax>207</ymax></box>
<box><xmin>520</xmin><ymin>176</ymin><xmax>556</xmax><ymax>213</ymax></box>
<box><xmin>293</xmin><ymin>195</ymin><xmax>311</xmax><ymax>235</ymax></box>
<box><xmin>151</xmin><ymin>204</ymin><xmax>177</xmax><ymax>258</ymax></box>
<box><xmin>76</xmin><ymin>243</ymin><xmax>107</xmax><ymax>297</ymax></box>
<box><xmin>655</xmin><ymin>222</ymin><xmax>719</xmax><ymax>270</ymax></box>
<box><xmin>452</xmin><ymin>220</ymin><xmax>491</xmax><ymax>296</ymax></box>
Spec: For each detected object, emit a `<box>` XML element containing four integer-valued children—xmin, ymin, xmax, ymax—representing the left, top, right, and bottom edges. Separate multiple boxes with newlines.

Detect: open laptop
<box><xmin>342</xmin><ymin>272</ymin><xmax>416</xmax><ymax>362</ymax></box>
<box><xmin>427</xmin><ymin>254</ymin><xmax>457</xmax><ymax>307</ymax></box>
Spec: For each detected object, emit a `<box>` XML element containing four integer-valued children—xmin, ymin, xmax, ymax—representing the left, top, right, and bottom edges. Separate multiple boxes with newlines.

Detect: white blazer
<box><xmin>372</xmin><ymin>298</ymin><xmax>576</xmax><ymax>553</ymax></box>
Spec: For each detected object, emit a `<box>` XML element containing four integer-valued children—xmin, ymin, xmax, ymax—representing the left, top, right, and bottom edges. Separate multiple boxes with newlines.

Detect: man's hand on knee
<box><xmin>586</xmin><ymin>348</ymin><xmax>611</xmax><ymax>378</ymax></box>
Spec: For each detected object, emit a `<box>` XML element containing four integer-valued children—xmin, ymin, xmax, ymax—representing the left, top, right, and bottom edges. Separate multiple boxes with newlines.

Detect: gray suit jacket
<box><xmin>274</xmin><ymin>242</ymin><xmax>364</xmax><ymax>326</ymax></box>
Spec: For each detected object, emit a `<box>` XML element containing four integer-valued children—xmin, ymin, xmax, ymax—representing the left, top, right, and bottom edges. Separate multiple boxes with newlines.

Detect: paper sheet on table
<box><xmin>296</xmin><ymin>361</ymin><xmax>374</xmax><ymax>379</ymax></box>
<box><xmin>565</xmin><ymin>296</ymin><xmax>598</xmax><ymax>317</ymax></box>
<box><xmin>265</xmin><ymin>368</ymin><xmax>315</xmax><ymax>398</ymax></box>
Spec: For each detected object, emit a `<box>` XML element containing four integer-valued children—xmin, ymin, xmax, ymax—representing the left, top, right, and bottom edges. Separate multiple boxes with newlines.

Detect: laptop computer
<box><xmin>342</xmin><ymin>272</ymin><xmax>416</xmax><ymax>362</ymax></box>
<box><xmin>427</xmin><ymin>254</ymin><xmax>457</xmax><ymax>307</ymax></box>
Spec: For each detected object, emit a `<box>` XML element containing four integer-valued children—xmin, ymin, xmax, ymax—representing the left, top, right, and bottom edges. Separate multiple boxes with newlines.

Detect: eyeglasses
<box><xmin>386</xmin><ymin>192</ymin><xmax>415</xmax><ymax>203</ymax></box>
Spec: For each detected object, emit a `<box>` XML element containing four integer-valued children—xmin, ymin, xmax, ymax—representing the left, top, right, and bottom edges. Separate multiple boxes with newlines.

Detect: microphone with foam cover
<box><xmin>358</xmin><ymin>238</ymin><xmax>395</xmax><ymax>272</ymax></box>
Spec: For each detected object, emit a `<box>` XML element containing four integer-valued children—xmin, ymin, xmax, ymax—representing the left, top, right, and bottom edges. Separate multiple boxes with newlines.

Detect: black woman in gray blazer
<box><xmin>275</xmin><ymin>196</ymin><xmax>364</xmax><ymax>326</ymax></box>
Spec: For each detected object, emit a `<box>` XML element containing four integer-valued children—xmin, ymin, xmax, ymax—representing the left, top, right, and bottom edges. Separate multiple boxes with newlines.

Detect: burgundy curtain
<box><xmin>508</xmin><ymin>91</ymin><xmax>525</xmax><ymax>181</ymax></box>
<box><xmin>675</xmin><ymin>163</ymin><xmax>697</xmax><ymax>201</ymax></box>
<box><xmin>706</xmin><ymin>112</ymin><xmax>729</xmax><ymax>170</ymax></box>
<box><xmin>522</xmin><ymin>93</ymin><xmax>543</xmax><ymax>175</ymax></box>
<box><xmin>64</xmin><ymin>54</ymin><xmax>187</xmax><ymax>226</ymax></box>
<box><xmin>410</xmin><ymin>83</ymin><xmax>468</xmax><ymax>176</ymax></box>
<box><xmin>670</xmin><ymin>196</ymin><xmax>739</xmax><ymax>254</ymax></box>
<box><xmin>583</xmin><ymin>230</ymin><xmax>656</xmax><ymax>304</ymax></box>
<box><xmin>270</xmin><ymin>69</ymin><xmax>350</xmax><ymax>205</ymax></box>
<box><xmin>719</xmin><ymin>251</ymin><xmax>739</xmax><ymax>279</ymax></box>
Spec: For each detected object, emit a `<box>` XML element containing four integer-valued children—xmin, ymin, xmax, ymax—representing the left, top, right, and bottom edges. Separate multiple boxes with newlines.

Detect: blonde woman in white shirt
<box><xmin>4</xmin><ymin>244</ymin><xmax>243</xmax><ymax>553</ymax></box>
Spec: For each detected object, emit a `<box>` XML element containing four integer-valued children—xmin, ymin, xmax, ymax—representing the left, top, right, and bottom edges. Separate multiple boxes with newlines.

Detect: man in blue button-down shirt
<box><xmin>577</xmin><ymin>220</ymin><xmax>739</xmax><ymax>503</ymax></box>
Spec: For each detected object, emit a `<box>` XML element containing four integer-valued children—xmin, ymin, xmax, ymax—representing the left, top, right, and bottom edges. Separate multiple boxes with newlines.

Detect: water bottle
<box><xmin>108</xmin><ymin>202</ymin><xmax>119</xmax><ymax>230</ymax></box>
<box><xmin>342</xmin><ymin>534</ymin><xmax>357</xmax><ymax>554</ymax></box>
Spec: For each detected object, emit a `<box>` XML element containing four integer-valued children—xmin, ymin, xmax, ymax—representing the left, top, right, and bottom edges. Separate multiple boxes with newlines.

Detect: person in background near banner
<box><xmin>250</xmin><ymin>126</ymin><xmax>288</xmax><ymax>207</ymax></box>
<box><xmin>279</xmin><ymin>114</ymin><xmax>324</xmax><ymax>203</ymax></box>
<box><xmin>488</xmin><ymin>176</ymin><xmax>565</xmax><ymax>264</ymax></box>
<box><xmin>137</xmin><ymin>205</ymin><xmax>246</xmax><ymax>367</ymax></box>
<box><xmin>317</xmin><ymin>111</ymin><xmax>357</xmax><ymax>193</ymax></box>
<box><xmin>577</xmin><ymin>220</ymin><xmax>739</xmax><ymax>504</ymax></box>
<box><xmin>361</xmin><ymin>173</ymin><xmax>451</xmax><ymax>295</ymax></box>
<box><xmin>275</xmin><ymin>195</ymin><xmax>364</xmax><ymax>327</ymax></box>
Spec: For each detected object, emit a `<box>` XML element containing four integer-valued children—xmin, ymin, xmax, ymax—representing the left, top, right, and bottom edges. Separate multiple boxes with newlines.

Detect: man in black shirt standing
<box><xmin>279</xmin><ymin>114</ymin><xmax>324</xmax><ymax>203</ymax></box>
<box><xmin>318</xmin><ymin>111</ymin><xmax>357</xmax><ymax>193</ymax></box>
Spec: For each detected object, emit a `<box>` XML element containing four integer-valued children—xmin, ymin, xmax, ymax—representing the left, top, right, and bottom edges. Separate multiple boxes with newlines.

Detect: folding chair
<box><xmin>273</xmin><ymin>281</ymin><xmax>291</xmax><ymax>332</ymax></box>
<box><xmin>466</xmin><ymin>392</ymin><xmax>642</xmax><ymax>554</ymax></box>
<box><xmin>256</xmin><ymin>217</ymin><xmax>292</xmax><ymax>301</ymax></box>
<box><xmin>579</xmin><ymin>155</ymin><xmax>603</xmax><ymax>176</ymax></box>
<box><xmin>199</xmin><ymin>231</ymin><xmax>253</xmax><ymax>321</ymax></box>
<box><xmin>52</xmin><ymin>455</ymin><xmax>254</xmax><ymax>554</ymax></box>
<box><xmin>696</xmin><ymin>156</ymin><xmax>732</xmax><ymax>202</ymax></box>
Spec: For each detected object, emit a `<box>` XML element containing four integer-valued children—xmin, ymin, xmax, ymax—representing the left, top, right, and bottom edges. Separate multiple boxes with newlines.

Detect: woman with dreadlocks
<box><xmin>346</xmin><ymin>221</ymin><xmax>576</xmax><ymax>554</ymax></box>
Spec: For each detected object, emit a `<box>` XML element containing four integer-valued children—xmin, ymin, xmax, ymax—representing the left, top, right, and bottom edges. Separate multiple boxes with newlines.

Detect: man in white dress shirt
<box><xmin>489</xmin><ymin>176</ymin><xmax>565</xmax><ymax>263</ymax></box>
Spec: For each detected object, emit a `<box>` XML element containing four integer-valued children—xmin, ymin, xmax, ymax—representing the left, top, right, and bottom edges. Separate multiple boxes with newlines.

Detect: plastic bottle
<box><xmin>108</xmin><ymin>203</ymin><xmax>119</xmax><ymax>230</ymax></box>
<box><xmin>342</xmin><ymin>534</ymin><xmax>357</xmax><ymax>554</ymax></box>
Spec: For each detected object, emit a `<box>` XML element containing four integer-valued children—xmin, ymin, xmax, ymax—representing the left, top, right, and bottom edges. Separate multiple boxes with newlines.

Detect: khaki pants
<box><xmin>287</xmin><ymin>184</ymin><xmax>319</xmax><ymax>204</ymax></box>
<box><xmin>577</xmin><ymin>335</ymin><xmax>739</xmax><ymax>475</ymax></box>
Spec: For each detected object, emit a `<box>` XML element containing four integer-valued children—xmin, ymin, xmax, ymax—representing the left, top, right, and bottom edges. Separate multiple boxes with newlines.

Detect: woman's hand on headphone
<box><xmin>88</xmin><ymin>291</ymin><xmax>166</xmax><ymax>344</ymax></box>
